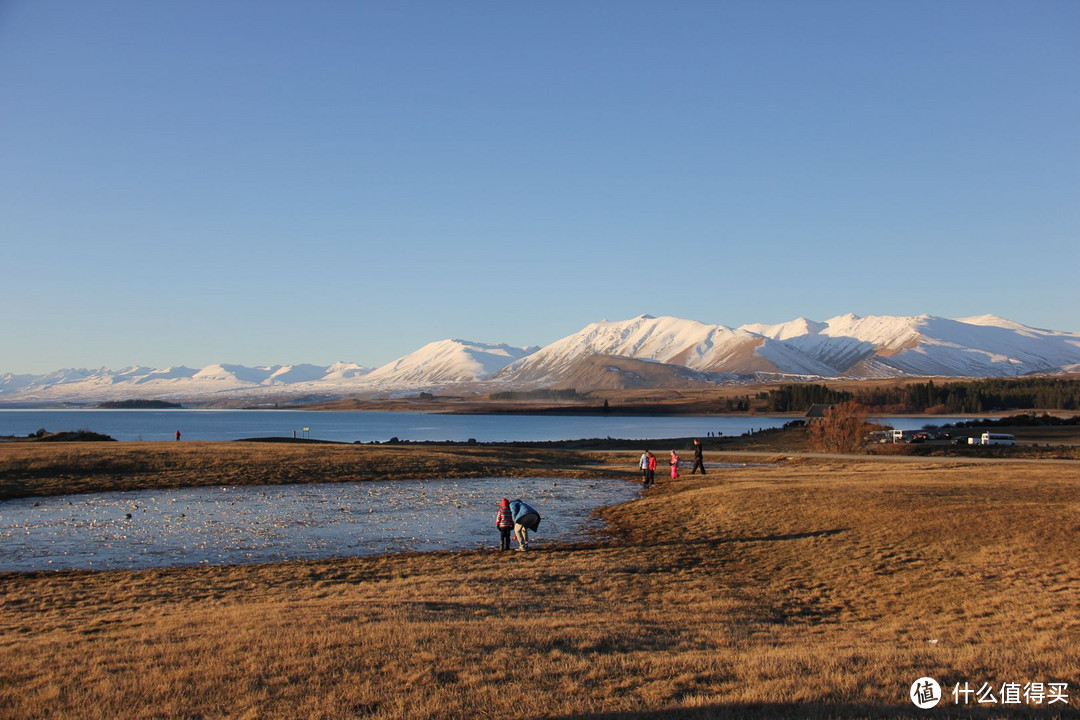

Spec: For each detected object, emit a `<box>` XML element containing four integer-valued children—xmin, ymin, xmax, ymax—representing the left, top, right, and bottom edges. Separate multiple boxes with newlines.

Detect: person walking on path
<box><xmin>691</xmin><ymin>438</ymin><xmax>706</xmax><ymax>474</ymax></box>
<box><xmin>669</xmin><ymin>450</ymin><xmax>680</xmax><ymax>480</ymax></box>
<box><xmin>647</xmin><ymin>451</ymin><xmax>657</xmax><ymax>486</ymax></box>
<box><xmin>495</xmin><ymin>498</ymin><xmax>514</xmax><ymax>551</ymax></box>
<box><xmin>639</xmin><ymin>451</ymin><xmax>650</xmax><ymax>485</ymax></box>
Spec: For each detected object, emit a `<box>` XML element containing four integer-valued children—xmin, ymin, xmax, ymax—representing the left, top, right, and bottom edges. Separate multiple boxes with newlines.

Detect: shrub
<box><xmin>807</xmin><ymin>401</ymin><xmax>872</xmax><ymax>453</ymax></box>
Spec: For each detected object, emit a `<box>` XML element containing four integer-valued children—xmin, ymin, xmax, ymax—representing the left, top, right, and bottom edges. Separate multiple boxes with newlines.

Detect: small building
<box><xmin>805</xmin><ymin>404</ymin><xmax>834</xmax><ymax>423</ymax></box>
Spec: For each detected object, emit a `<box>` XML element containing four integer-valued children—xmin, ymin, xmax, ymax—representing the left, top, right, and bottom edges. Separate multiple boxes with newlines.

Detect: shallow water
<box><xmin>0</xmin><ymin>477</ymin><xmax>641</xmax><ymax>572</ymax></box>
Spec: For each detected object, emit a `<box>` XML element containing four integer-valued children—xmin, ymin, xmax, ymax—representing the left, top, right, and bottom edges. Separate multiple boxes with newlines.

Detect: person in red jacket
<box><xmin>495</xmin><ymin>498</ymin><xmax>514</xmax><ymax>551</ymax></box>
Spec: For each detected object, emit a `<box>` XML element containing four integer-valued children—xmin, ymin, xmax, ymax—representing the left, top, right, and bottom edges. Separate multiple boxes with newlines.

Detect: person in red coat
<box><xmin>495</xmin><ymin>498</ymin><xmax>514</xmax><ymax>551</ymax></box>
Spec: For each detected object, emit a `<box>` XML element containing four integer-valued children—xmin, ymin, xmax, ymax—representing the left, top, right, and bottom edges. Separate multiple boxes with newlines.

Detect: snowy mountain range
<box><xmin>3</xmin><ymin>313</ymin><xmax>1079</xmax><ymax>404</ymax></box>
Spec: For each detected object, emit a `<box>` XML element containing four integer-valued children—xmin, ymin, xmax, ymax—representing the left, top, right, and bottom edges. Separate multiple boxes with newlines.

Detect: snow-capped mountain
<box><xmin>496</xmin><ymin>313</ymin><xmax>1080</xmax><ymax>387</ymax></box>
<box><xmin>359</xmin><ymin>339</ymin><xmax>538</xmax><ymax>387</ymax></box>
<box><xmin>2</xmin><ymin>313</ymin><xmax>1078</xmax><ymax>404</ymax></box>
<box><xmin>0</xmin><ymin>363</ymin><xmax>372</xmax><ymax>404</ymax></box>
<box><xmin>494</xmin><ymin>315</ymin><xmax>845</xmax><ymax>386</ymax></box>
<box><xmin>740</xmin><ymin>313</ymin><xmax>1080</xmax><ymax>377</ymax></box>
<box><xmin>0</xmin><ymin>339</ymin><xmax>535</xmax><ymax>403</ymax></box>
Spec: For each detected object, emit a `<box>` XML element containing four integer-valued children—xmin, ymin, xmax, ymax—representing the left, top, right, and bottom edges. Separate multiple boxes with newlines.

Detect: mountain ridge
<box><xmin>3</xmin><ymin>313</ymin><xmax>1079</xmax><ymax>403</ymax></box>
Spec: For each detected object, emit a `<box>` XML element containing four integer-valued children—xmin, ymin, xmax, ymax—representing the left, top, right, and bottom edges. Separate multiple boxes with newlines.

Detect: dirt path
<box><xmin>708</xmin><ymin>449</ymin><xmax>1080</xmax><ymax>465</ymax></box>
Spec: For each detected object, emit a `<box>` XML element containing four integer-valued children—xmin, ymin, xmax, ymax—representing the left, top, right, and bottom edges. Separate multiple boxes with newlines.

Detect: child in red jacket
<box><xmin>495</xmin><ymin>498</ymin><xmax>514</xmax><ymax>551</ymax></box>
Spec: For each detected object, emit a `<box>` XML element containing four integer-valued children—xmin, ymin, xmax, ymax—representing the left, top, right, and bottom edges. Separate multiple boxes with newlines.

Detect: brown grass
<box><xmin>1</xmin><ymin>446</ymin><xmax>1079</xmax><ymax>718</ymax></box>
<box><xmin>0</xmin><ymin>442</ymin><xmax>625</xmax><ymax>501</ymax></box>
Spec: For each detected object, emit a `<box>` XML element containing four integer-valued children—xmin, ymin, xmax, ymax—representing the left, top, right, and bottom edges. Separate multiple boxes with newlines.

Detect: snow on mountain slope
<box><xmin>741</xmin><ymin>314</ymin><xmax>910</xmax><ymax>373</ymax></box>
<box><xmin>192</xmin><ymin>364</ymin><xmax>280</xmax><ymax>385</ymax></box>
<box><xmin>1</xmin><ymin>362</ymin><xmax>371</xmax><ymax>403</ymax></box>
<box><xmin>3</xmin><ymin>313</ymin><xmax>1079</xmax><ymax>403</ymax></box>
<box><xmin>266</xmin><ymin>364</ymin><xmax>332</xmax><ymax>385</ymax></box>
<box><xmin>494</xmin><ymin>315</ymin><xmax>717</xmax><ymax>386</ymax></box>
<box><xmin>740</xmin><ymin>317</ymin><xmax>828</xmax><ymax>341</ymax></box>
<box><xmin>747</xmin><ymin>337</ymin><xmax>846</xmax><ymax>376</ymax></box>
<box><xmin>870</xmin><ymin>316</ymin><xmax>1080</xmax><ymax>377</ymax></box>
<box><xmin>737</xmin><ymin>313</ymin><xmax>1080</xmax><ymax>377</ymax></box>
<box><xmin>954</xmin><ymin>314</ymin><xmax>1042</xmax><ymax>331</ymax></box>
<box><xmin>129</xmin><ymin>367</ymin><xmax>200</xmax><ymax>384</ymax></box>
<box><xmin>495</xmin><ymin>315</ymin><xmax>838</xmax><ymax>383</ymax></box>
<box><xmin>359</xmin><ymin>339</ymin><xmax>538</xmax><ymax>388</ymax></box>
<box><xmin>0</xmin><ymin>372</ymin><xmax>48</xmax><ymax>395</ymax></box>
<box><xmin>321</xmin><ymin>362</ymin><xmax>372</xmax><ymax>382</ymax></box>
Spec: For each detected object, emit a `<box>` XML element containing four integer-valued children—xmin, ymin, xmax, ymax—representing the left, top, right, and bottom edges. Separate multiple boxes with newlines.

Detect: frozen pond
<box><xmin>0</xmin><ymin>477</ymin><xmax>639</xmax><ymax>572</ymax></box>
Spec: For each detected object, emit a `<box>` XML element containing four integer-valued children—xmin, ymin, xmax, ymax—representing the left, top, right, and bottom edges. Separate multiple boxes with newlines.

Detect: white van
<box><xmin>981</xmin><ymin>432</ymin><xmax>1016</xmax><ymax>446</ymax></box>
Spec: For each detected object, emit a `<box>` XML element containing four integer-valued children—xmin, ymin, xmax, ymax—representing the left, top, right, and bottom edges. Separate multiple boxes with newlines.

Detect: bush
<box><xmin>807</xmin><ymin>401</ymin><xmax>872</xmax><ymax>453</ymax></box>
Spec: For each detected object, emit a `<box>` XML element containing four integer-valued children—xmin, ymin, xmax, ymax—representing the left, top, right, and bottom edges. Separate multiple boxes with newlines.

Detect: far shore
<box><xmin>3</xmin><ymin>400</ymin><xmax>1077</xmax><ymax>421</ymax></box>
<box><xmin>3</xmin><ymin>422</ymin><xmax>1078</xmax><ymax>501</ymax></box>
<box><xmin>1</xmin><ymin>374</ymin><xmax>1077</xmax><ymax>417</ymax></box>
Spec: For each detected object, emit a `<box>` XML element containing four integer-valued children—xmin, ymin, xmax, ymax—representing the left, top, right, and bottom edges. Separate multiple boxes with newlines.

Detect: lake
<box><xmin>0</xmin><ymin>409</ymin><xmax>966</xmax><ymax>443</ymax></box>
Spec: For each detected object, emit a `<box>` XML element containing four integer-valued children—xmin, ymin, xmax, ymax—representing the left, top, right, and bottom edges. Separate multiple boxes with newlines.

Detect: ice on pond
<box><xmin>0</xmin><ymin>477</ymin><xmax>639</xmax><ymax>572</ymax></box>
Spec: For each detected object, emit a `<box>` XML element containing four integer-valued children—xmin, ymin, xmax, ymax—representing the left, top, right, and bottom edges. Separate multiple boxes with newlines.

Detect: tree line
<box><xmin>488</xmin><ymin>389</ymin><xmax>585</xmax><ymax>401</ymax></box>
<box><xmin>758</xmin><ymin>384</ymin><xmax>852</xmax><ymax>412</ymax></box>
<box><xmin>761</xmin><ymin>378</ymin><xmax>1080</xmax><ymax>413</ymax></box>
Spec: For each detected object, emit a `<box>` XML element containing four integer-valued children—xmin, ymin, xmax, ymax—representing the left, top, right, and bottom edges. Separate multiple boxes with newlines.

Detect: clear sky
<box><xmin>1</xmin><ymin>0</ymin><xmax>1077</xmax><ymax>374</ymax></box>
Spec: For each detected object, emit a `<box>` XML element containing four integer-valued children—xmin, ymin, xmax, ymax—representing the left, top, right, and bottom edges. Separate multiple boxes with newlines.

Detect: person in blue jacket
<box><xmin>508</xmin><ymin>498</ymin><xmax>541</xmax><ymax>551</ymax></box>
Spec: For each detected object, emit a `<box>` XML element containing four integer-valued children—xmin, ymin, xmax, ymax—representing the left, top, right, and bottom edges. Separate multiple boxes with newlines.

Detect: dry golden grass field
<box><xmin>1</xmin><ymin>442</ymin><xmax>1078</xmax><ymax>719</ymax></box>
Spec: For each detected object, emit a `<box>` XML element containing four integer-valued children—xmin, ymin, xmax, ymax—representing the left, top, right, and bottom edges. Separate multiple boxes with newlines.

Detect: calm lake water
<box><xmin>0</xmin><ymin>476</ymin><xmax>646</xmax><ymax>572</ymax></box>
<box><xmin>0</xmin><ymin>409</ymin><xmax>963</xmax><ymax>443</ymax></box>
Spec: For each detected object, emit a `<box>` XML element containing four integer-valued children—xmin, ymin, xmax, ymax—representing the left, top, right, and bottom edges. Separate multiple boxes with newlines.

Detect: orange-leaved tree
<box><xmin>807</xmin><ymin>400</ymin><xmax>872</xmax><ymax>453</ymax></box>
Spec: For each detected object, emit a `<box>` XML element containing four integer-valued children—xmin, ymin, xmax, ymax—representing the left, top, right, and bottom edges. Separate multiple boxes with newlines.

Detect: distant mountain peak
<box><xmin>3</xmin><ymin>312</ymin><xmax>1079</xmax><ymax>403</ymax></box>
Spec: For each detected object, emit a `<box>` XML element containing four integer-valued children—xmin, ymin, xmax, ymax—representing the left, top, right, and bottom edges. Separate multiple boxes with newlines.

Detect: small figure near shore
<box><xmin>647</xmin><ymin>450</ymin><xmax>657</xmax><ymax>486</ymax></box>
<box><xmin>495</xmin><ymin>498</ymin><xmax>514</xmax><ymax>551</ymax></box>
<box><xmin>175</xmin><ymin>430</ymin><xmax>181</xmax><ymax>441</ymax></box>
<box><xmin>639</xmin><ymin>451</ymin><xmax>650</xmax><ymax>485</ymax></box>
<box><xmin>509</xmin><ymin>498</ymin><xmax>541</xmax><ymax>551</ymax></box>
<box><xmin>691</xmin><ymin>438</ymin><xmax>706</xmax><ymax>475</ymax></box>
<box><xmin>669</xmin><ymin>450</ymin><xmax>680</xmax><ymax>480</ymax></box>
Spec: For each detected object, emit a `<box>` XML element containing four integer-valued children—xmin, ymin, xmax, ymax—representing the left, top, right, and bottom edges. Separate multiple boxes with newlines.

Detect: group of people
<box><xmin>493</xmin><ymin>439</ymin><xmax>710</xmax><ymax>551</ymax></box>
<box><xmin>638</xmin><ymin>439</ymin><xmax>707</xmax><ymax>485</ymax></box>
<box><xmin>636</xmin><ymin>450</ymin><xmax>671</xmax><ymax>486</ymax></box>
<box><xmin>495</xmin><ymin>497</ymin><xmax>541</xmax><ymax>551</ymax></box>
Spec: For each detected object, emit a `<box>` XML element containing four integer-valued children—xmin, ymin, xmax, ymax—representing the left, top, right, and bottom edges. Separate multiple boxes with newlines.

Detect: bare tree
<box><xmin>807</xmin><ymin>400</ymin><xmax>871</xmax><ymax>453</ymax></box>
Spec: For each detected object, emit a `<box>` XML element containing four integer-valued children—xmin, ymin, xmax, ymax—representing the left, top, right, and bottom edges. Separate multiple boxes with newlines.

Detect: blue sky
<box><xmin>1</xmin><ymin>1</ymin><xmax>1077</xmax><ymax>374</ymax></box>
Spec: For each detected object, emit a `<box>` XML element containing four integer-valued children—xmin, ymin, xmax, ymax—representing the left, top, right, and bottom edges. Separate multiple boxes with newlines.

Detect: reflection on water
<box><xmin>0</xmin><ymin>477</ymin><xmax>640</xmax><ymax>572</ymax></box>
